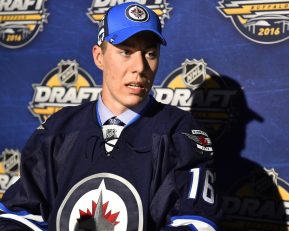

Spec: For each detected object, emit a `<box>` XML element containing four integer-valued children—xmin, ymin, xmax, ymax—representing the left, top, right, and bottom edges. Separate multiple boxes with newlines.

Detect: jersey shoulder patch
<box><xmin>182</xmin><ymin>130</ymin><xmax>213</xmax><ymax>156</ymax></box>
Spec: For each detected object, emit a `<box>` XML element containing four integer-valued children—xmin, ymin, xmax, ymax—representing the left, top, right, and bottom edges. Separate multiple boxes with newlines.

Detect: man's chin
<box><xmin>125</xmin><ymin>96</ymin><xmax>146</xmax><ymax>108</ymax></box>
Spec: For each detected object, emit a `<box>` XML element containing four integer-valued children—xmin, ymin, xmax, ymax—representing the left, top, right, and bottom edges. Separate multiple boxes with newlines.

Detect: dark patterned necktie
<box><xmin>102</xmin><ymin>117</ymin><xmax>125</xmax><ymax>154</ymax></box>
<box><xmin>104</xmin><ymin>117</ymin><xmax>126</xmax><ymax>126</ymax></box>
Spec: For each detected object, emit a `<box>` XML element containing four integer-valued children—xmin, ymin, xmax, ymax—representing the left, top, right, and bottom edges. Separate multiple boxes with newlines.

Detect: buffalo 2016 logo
<box><xmin>87</xmin><ymin>0</ymin><xmax>172</xmax><ymax>27</ymax></box>
<box><xmin>0</xmin><ymin>0</ymin><xmax>49</xmax><ymax>49</ymax></box>
<box><xmin>217</xmin><ymin>0</ymin><xmax>289</xmax><ymax>44</ymax></box>
<box><xmin>29</xmin><ymin>60</ymin><xmax>101</xmax><ymax>123</ymax></box>
<box><xmin>222</xmin><ymin>168</ymin><xmax>289</xmax><ymax>230</ymax></box>
<box><xmin>153</xmin><ymin>59</ymin><xmax>237</xmax><ymax>141</ymax></box>
<box><xmin>56</xmin><ymin>173</ymin><xmax>143</xmax><ymax>231</ymax></box>
<box><xmin>0</xmin><ymin>149</ymin><xmax>21</xmax><ymax>199</ymax></box>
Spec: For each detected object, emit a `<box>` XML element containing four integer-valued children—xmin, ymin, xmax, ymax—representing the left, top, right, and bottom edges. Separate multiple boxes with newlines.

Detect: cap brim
<box><xmin>105</xmin><ymin>27</ymin><xmax>167</xmax><ymax>46</ymax></box>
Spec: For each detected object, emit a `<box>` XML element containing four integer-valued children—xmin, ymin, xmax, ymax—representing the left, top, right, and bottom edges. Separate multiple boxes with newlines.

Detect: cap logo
<box><xmin>97</xmin><ymin>27</ymin><xmax>105</xmax><ymax>46</ymax></box>
<box><xmin>125</xmin><ymin>5</ymin><xmax>149</xmax><ymax>22</ymax></box>
<box><xmin>97</xmin><ymin>16</ymin><xmax>106</xmax><ymax>45</ymax></box>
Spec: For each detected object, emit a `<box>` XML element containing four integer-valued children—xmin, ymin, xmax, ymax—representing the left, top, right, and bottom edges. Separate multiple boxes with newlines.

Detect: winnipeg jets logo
<box><xmin>182</xmin><ymin>130</ymin><xmax>213</xmax><ymax>155</ymax></box>
<box><xmin>56</xmin><ymin>173</ymin><xmax>143</xmax><ymax>231</ymax></box>
<box><xmin>126</xmin><ymin>5</ymin><xmax>149</xmax><ymax>22</ymax></box>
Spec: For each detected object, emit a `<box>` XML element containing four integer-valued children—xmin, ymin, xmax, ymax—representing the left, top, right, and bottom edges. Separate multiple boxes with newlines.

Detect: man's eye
<box><xmin>120</xmin><ymin>50</ymin><xmax>130</xmax><ymax>56</ymax></box>
<box><xmin>145</xmin><ymin>51</ymin><xmax>157</xmax><ymax>59</ymax></box>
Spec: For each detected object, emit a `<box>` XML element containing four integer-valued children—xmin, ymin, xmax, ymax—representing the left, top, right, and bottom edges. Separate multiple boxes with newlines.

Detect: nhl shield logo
<box><xmin>105</xmin><ymin>129</ymin><xmax>117</xmax><ymax>140</ymax></box>
<box><xmin>2</xmin><ymin>149</ymin><xmax>20</xmax><ymax>175</ymax></box>
<box><xmin>181</xmin><ymin>59</ymin><xmax>207</xmax><ymax>90</ymax></box>
<box><xmin>57</xmin><ymin>60</ymin><xmax>79</xmax><ymax>86</ymax></box>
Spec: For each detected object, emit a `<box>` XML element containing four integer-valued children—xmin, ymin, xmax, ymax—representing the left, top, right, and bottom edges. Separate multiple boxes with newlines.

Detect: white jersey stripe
<box><xmin>170</xmin><ymin>218</ymin><xmax>216</xmax><ymax>231</ymax></box>
<box><xmin>0</xmin><ymin>213</ymin><xmax>44</xmax><ymax>230</ymax></box>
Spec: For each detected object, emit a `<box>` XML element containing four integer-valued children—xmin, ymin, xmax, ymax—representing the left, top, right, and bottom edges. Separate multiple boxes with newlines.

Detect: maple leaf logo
<box><xmin>77</xmin><ymin>191</ymin><xmax>120</xmax><ymax>231</ymax></box>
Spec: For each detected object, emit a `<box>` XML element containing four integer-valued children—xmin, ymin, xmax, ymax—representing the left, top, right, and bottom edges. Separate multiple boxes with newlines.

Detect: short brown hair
<box><xmin>99</xmin><ymin>40</ymin><xmax>108</xmax><ymax>53</ymax></box>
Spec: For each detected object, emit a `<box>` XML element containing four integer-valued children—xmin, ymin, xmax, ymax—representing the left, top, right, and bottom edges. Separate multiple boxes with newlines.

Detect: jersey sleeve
<box><xmin>0</xmin><ymin>126</ymin><xmax>50</xmax><ymax>231</ymax></box>
<box><xmin>150</xmin><ymin>114</ymin><xmax>220</xmax><ymax>231</ymax></box>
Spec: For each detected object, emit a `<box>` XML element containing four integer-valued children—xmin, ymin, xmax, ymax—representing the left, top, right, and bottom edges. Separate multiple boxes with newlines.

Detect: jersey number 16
<box><xmin>188</xmin><ymin>168</ymin><xmax>215</xmax><ymax>204</ymax></box>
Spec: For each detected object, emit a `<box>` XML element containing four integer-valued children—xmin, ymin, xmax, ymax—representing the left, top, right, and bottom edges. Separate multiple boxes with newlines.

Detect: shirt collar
<box><xmin>97</xmin><ymin>95</ymin><xmax>150</xmax><ymax>126</ymax></box>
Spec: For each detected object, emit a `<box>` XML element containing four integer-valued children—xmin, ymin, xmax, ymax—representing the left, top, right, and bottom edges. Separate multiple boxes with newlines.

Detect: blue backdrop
<box><xmin>1</xmin><ymin>0</ymin><xmax>289</xmax><ymax>230</ymax></box>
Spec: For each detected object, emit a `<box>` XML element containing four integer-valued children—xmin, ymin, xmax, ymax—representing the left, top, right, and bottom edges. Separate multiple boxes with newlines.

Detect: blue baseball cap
<box><xmin>97</xmin><ymin>2</ymin><xmax>166</xmax><ymax>46</ymax></box>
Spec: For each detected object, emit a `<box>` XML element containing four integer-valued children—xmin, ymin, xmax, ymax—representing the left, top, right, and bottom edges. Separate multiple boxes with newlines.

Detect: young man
<box><xmin>0</xmin><ymin>2</ymin><xmax>219</xmax><ymax>231</ymax></box>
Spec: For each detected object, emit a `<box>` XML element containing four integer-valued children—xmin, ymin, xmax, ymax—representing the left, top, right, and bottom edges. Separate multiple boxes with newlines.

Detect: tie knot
<box><xmin>104</xmin><ymin>117</ymin><xmax>125</xmax><ymax>126</ymax></box>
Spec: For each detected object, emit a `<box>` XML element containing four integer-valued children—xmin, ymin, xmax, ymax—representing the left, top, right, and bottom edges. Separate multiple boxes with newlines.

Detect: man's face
<box><xmin>93</xmin><ymin>31</ymin><xmax>160</xmax><ymax>115</ymax></box>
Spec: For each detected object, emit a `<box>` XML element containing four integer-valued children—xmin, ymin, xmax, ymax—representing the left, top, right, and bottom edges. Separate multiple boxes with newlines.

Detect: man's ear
<box><xmin>92</xmin><ymin>45</ymin><xmax>103</xmax><ymax>70</ymax></box>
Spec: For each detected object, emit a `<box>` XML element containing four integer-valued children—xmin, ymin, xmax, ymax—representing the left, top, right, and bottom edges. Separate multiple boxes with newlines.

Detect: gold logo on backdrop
<box><xmin>0</xmin><ymin>0</ymin><xmax>49</xmax><ymax>48</ymax></box>
<box><xmin>217</xmin><ymin>0</ymin><xmax>289</xmax><ymax>44</ymax></box>
<box><xmin>29</xmin><ymin>60</ymin><xmax>102</xmax><ymax>123</ymax></box>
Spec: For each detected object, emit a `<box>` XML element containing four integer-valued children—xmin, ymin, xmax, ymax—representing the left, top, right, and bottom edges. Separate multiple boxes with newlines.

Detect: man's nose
<box><xmin>132</xmin><ymin>51</ymin><xmax>147</xmax><ymax>74</ymax></box>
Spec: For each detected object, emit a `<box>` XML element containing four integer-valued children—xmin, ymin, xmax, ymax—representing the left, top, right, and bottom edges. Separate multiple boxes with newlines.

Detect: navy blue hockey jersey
<box><xmin>0</xmin><ymin>98</ymin><xmax>219</xmax><ymax>231</ymax></box>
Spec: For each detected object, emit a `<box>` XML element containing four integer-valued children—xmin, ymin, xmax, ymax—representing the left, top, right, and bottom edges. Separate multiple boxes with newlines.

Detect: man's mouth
<box><xmin>127</xmin><ymin>83</ymin><xmax>144</xmax><ymax>89</ymax></box>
